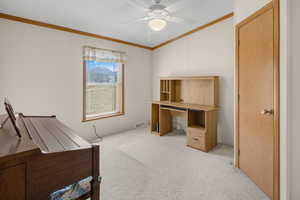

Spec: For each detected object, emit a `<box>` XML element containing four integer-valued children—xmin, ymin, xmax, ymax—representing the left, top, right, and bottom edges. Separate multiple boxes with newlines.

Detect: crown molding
<box><xmin>0</xmin><ymin>13</ymin><xmax>153</xmax><ymax>50</ymax></box>
<box><xmin>0</xmin><ymin>12</ymin><xmax>234</xmax><ymax>51</ymax></box>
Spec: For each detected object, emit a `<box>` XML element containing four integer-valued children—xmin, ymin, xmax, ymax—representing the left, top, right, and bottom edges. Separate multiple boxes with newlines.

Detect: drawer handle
<box><xmin>193</xmin><ymin>138</ymin><xmax>199</xmax><ymax>141</ymax></box>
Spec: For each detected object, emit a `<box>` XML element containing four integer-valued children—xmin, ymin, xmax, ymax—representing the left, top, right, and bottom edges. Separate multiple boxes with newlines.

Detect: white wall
<box><xmin>234</xmin><ymin>0</ymin><xmax>272</xmax><ymax>24</ymax></box>
<box><xmin>0</xmin><ymin>19</ymin><xmax>152</xmax><ymax>140</ymax></box>
<box><xmin>152</xmin><ymin>18</ymin><xmax>234</xmax><ymax>146</ymax></box>
<box><xmin>289</xmin><ymin>0</ymin><xmax>299</xmax><ymax>199</ymax></box>
<box><xmin>280</xmin><ymin>0</ymin><xmax>289</xmax><ymax>199</ymax></box>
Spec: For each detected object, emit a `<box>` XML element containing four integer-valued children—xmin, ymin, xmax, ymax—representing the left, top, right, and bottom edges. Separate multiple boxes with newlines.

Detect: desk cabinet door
<box><xmin>0</xmin><ymin>164</ymin><xmax>26</xmax><ymax>200</ymax></box>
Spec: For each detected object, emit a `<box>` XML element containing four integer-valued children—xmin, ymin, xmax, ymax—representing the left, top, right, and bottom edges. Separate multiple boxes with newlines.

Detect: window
<box><xmin>83</xmin><ymin>46</ymin><xmax>125</xmax><ymax>121</ymax></box>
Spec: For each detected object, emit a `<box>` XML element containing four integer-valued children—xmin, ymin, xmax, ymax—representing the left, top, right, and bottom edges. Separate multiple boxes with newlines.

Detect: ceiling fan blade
<box><xmin>122</xmin><ymin>16</ymin><xmax>150</xmax><ymax>24</ymax></box>
<box><xmin>167</xmin><ymin>16</ymin><xmax>185</xmax><ymax>23</ymax></box>
<box><xmin>126</xmin><ymin>0</ymin><xmax>150</xmax><ymax>11</ymax></box>
<box><xmin>167</xmin><ymin>16</ymin><xmax>196</xmax><ymax>25</ymax></box>
<box><xmin>137</xmin><ymin>16</ymin><xmax>151</xmax><ymax>21</ymax></box>
<box><xmin>165</xmin><ymin>0</ymin><xmax>194</xmax><ymax>13</ymax></box>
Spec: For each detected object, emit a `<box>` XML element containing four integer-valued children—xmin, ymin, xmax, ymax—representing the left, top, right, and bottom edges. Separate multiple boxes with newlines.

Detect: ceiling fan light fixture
<box><xmin>148</xmin><ymin>18</ymin><xmax>167</xmax><ymax>31</ymax></box>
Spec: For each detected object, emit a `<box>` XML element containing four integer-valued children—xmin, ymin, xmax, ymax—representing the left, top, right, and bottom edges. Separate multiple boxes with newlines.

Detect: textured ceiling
<box><xmin>0</xmin><ymin>0</ymin><xmax>234</xmax><ymax>47</ymax></box>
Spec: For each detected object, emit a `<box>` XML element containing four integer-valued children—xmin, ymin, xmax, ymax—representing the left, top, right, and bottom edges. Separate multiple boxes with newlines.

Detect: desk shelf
<box><xmin>160</xmin><ymin>105</ymin><xmax>187</xmax><ymax>113</ymax></box>
<box><xmin>188</xmin><ymin>110</ymin><xmax>205</xmax><ymax>128</ymax></box>
<box><xmin>160</xmin><ymin>107</ymin><xmax>186</xmax><ymax>113</ymax></box>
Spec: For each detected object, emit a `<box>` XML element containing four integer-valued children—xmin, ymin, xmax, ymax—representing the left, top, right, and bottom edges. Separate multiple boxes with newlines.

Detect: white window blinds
<box><xmin>83</xmin><ymin>46</ymin><xmax>126</xmax><ymax>63</ymax></box>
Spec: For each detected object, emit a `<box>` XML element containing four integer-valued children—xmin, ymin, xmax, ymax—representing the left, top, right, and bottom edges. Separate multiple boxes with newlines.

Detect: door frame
<box><xmin>235</xmin><ymin>1</ymin><xmax>280</xmax><ymax>200</ymax></box>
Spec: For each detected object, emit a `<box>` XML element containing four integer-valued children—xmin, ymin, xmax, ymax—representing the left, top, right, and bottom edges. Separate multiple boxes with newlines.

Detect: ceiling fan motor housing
<box><xmin>149</xmin><ymin>4</ymin><xmax>166</xmax><ymax>11</ymax></box>
<box><xmin>148</xmin><ymin>3</ymin><xmax>169</xmax><ymax>19</ymax></box>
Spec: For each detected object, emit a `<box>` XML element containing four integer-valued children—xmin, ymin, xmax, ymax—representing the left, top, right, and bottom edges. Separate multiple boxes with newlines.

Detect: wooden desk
<box><xmin>151</xmin><ymin>101</ymin><xmax>218</xmax><ymax>152</ymax></box>
<box><xmin>151</xmin><ymin>75</ymin><xmax>219</xmax><ymax>152</ymax></box>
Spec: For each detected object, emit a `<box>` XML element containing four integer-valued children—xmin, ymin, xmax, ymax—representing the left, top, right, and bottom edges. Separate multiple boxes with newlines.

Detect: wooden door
<box><xmin>237</xmin><ymin>6</ymin><xmax>276</xmax><ymax>199</ymax></box>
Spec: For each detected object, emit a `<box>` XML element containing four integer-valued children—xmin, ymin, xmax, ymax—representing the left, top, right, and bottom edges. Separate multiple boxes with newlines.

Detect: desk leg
<box><xmin>159</xmin><ymin>109</ymin><xmax>172</xmax><ymax>136</ymax></box>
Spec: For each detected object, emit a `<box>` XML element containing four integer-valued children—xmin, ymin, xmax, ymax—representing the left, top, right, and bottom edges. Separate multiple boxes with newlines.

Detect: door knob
<box><xmin>260</xmin><ymin>109</ymin><xmax>274</xmax><ymax>115</ymax></box>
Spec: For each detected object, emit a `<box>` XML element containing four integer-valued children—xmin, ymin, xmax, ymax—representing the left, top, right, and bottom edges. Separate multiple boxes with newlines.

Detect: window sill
<box><xmin>82</xmin><ymin>112</ymin><xmax>124</xmax><ymax>122</ymax></box>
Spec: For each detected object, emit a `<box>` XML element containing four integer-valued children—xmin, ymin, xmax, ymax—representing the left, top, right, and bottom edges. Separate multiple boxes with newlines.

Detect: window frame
<box><xmin>82</xmin><ymin>61</ymin><xmax>125</xmax><ymax>122</ymax></box>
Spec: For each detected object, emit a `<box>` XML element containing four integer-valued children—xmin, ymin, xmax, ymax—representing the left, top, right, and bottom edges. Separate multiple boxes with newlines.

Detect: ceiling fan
<box><xmin>126</xmin><ymin>0</ymin><xmax>194</xmax><ymax>31</ymax></box>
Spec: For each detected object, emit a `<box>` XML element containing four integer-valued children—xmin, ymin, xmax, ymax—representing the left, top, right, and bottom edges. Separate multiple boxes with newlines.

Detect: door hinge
<box><xmin>238</xmin><ymin>149</ymin><xmax>240</xmax><ymax>156</ymax></box>
<box><xmin>238</xmin><ymin>94</ymin><xmax>240</xmax><ymax>101</ymax></box>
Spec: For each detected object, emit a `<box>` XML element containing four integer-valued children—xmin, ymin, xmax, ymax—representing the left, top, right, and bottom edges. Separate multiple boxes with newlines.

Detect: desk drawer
<box><xmin>187</xmin><ymin>136</ymin><xmax>206</xmax><ymax>151</ymax></box>
<box><xmin>187</xmin><ymin>127</ymin><xmax>206</xmax><ymax>151</ymax></box>
<box><xmin>187</xmin><ymin>127</ymin><xmax>206</xmax><ymax>138</ymax></box>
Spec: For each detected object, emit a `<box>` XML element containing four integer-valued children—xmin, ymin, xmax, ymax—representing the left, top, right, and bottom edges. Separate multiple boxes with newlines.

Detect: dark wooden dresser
<box><xmin>0</xmin><ymin>114</ymin><xmax>100</xmax><ymax>200</ymax></box>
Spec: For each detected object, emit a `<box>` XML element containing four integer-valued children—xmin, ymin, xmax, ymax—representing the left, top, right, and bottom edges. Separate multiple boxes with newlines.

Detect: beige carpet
<box><xmin>99</xmin><ymin>128</ymin><xmax>269</xmax><ymax>200</ymax></box>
